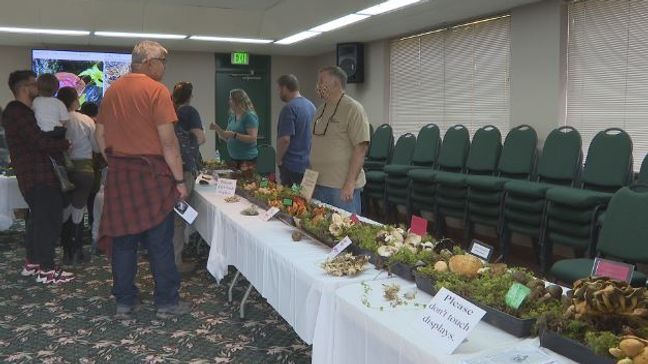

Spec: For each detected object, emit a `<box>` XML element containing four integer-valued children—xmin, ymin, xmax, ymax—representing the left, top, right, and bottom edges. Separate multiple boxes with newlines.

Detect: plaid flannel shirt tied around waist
<box><xmin>100</xmin><ymin>152</ymin><xmax>178</xmax><ymax>237</ymax></box>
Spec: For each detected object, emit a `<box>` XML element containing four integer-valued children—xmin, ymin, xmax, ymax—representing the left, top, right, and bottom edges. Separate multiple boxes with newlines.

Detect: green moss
<box><xmin>584</xmin><ymin>331</ymin><xmax>619</xmax><ymax>356</ymax></box>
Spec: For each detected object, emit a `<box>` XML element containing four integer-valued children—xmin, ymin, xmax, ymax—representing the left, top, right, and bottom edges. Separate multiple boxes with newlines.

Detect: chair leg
<box><xmin>500</xmin><ymin>225</ymin><xmax>511</xmax><ymax>262</ymax></box>
<box><xmin>463</xmin><ymin>221</ymin><xmax>473</xmax><ymax>245</ymax></box>
<box><xmin>531</xmin><ymin>237</ymin><xmax>541</xmax><ymax>265</ymax></box>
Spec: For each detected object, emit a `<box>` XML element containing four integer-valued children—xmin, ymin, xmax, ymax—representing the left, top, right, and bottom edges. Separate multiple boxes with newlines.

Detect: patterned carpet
<box><xmin>0</xmin><ymin>222</ymin><xmax>312</xmax><ymax>363</ymax></box>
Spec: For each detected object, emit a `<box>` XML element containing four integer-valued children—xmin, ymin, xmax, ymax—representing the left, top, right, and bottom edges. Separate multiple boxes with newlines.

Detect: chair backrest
<box><xmin>256</xmin><ymin>144</ymin><xmax>276</xmax><ymax>176</ymax></box>
<box><xmin>388</xmin><ymin>133</ymin><xmax>417</xmax><ymax>166</ymax></box>
<box><xmin>582</xmin><ymin>128</ymin><xmax>633</xmax><ymax>192</ymax></box>
<box><xmin>597</xmin><ymin>185</ymin><xmax>648</xmax><ymax>263</ymax></box>
<box><xmin>366</xmin><ymin>123</ymin><xmax>393</xmax><ymax>161</ymax></box>
<box><xmin>497</xmin><ymin>124</ymin><xmax>538</xmax><ymax>179</ymax></box>
<box><xmin>465</xmin><ymin>125</ymin><xmax>502</xmax><ymax>175</ymax></box>
<box><xmin>437</xmin><ymin>124</ymin><xmax>470</xmax><ymax>172</ymax></box>
<box><xmin>638</xmin><ymin>153</ymin><xmax>648</xmax><ymax>184</ymax></box>
<box><xmin>536</xmin><ymin>126</ymin><xmax>582</xmax><ymax>186</ymax></box>
<box><xmin>411</xmin><ymin>123</ymin><xmax>441</xmax><ymax>167</ymax></box>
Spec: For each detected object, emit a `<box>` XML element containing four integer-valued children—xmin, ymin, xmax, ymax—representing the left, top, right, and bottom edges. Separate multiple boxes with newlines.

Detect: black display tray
<box><xmin>414</xmin><ymin>272</ymin><xmax>437</xmax><ymax>296</ymax></box>
<box><xmin>540</xmin><ymin>330</ymin><xmax>615</xmax><ymax>364</ymax></box>
<box><xmin>476</xmin><ymin>302</ymin><xmax>536</xmax><ymax>337</ymax></box>
<box><xmin>389</xmin><ymin>262</ymin><xmax>415</xmax><ymax>281</ymax></box>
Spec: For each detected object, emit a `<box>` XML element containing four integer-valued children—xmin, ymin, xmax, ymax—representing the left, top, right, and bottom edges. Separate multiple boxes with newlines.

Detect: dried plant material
<box><xmin>321</xmin><ymin>254</ymin><xmax>369</xmax><ymax>277</ymax></box>
<box><xmin>291</xmin><ymin>230</ymin><xmax>303</xmax><ymax>242</ymax></box>
<box><xmin>240</xmin><ymin>205</ymin><xmax>259</xmax><ymax>216</ymax></box>
<box><xmin>383</xmin><ymin>283</ymin><xmax>402</xmax><ymax>307</ymax></box>
<box><xmin>224</xmin><ymin>196</ymin><xmax>240</xmax><ymax>203</ymax></box>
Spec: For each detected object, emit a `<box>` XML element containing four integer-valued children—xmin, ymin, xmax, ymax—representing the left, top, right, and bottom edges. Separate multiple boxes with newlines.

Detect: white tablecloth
<box><xmin>0</xmin><ymin>176</ymin><xmax>27</xmax><ymax>230</ymax></box>
<box><xmin>190</xmin><ymin>185</ymin><xmax>389</xmax><ymax>344</ymax></box>
<box><xmin>312</xmin><ymin>277</ymin><xmax>576</xmax><ymax>364</ymax></box>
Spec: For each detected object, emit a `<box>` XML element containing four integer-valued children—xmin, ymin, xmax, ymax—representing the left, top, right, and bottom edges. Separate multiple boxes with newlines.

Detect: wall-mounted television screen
<box><xmin>31</xmin><ymin>49</ymin><xmax>131</xmax><ymax>106</ymax></box>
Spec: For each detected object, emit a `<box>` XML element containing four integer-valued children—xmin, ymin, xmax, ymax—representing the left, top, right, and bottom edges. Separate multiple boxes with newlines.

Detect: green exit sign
<box><xmin>231</xmin><ymin>51</ymin><xmax>249</xmax><ymax>65</ymax></box>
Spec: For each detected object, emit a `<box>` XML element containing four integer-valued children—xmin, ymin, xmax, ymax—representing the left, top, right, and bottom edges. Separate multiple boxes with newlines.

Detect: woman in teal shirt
<box><xmin>212</xmin><ymin>89</ymin><xmax>259</xmax><ymax>170</ymax></box>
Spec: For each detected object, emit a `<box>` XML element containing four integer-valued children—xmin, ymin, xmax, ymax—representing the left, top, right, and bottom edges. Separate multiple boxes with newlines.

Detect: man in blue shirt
<box><xmin>276</xmin><ymin>74</ymin><xmax>316</xmax><ymax>186</ymax></box>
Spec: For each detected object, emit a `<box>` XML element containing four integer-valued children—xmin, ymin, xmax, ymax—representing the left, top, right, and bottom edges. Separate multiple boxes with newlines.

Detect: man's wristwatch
<box><xmin>234</xmin><ymin>132</ymin><xmax>238</xmax><ymax>140</ymax></box>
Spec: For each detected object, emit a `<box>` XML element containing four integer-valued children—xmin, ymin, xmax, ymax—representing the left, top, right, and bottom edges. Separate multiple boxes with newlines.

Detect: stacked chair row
<box><xmin>362</xmin><ymin>123</ymin><xmax>645</xmax><ymax>285</ymax></box>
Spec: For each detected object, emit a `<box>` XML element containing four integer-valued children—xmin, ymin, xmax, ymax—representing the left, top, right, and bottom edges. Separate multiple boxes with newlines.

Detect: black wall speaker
<box><xmin>337</xmin><ymin>42</ymin><xmax>364</xmax><ymax>84</ymax></box>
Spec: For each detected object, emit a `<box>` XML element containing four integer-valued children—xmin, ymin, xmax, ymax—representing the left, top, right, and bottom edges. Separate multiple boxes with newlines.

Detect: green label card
<box><xmin>505</xmin><ymin>283</ymin><xmax>532</xmax><ymax>310</ymax></box>
<box><xmin>260</xmin><ymin>178</ymin><xmax>269</xmax><ymax>188</ymax></box>
<box><xmin>283</xmin><ymin>198</ymin><xmax>293</xmax><ymax>206</ymax></box>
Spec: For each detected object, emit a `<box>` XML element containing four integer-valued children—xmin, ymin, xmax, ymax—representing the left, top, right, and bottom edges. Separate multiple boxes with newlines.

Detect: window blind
<box><xmin>389</xmin><ymin>16</ymin><xmax>511</xmax><ymax>139</ymax></box>
<box><xmin>565</xmin><ymin>0</ymin><xmax>648</xmax><ymax>170</ymax></box>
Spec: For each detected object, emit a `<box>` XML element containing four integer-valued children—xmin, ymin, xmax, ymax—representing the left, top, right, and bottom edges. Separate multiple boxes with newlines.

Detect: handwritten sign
<box><xmin>418</xmin><ymin>287</ymin><xmax>486</xmax><ymax>354</ymax></box>
<box><xmin>505</xmin><ymin>283</ymin><xmax>532</xmax><ymax>310</ymax></box>
<box><xmin>410</xmin><ymin>215</ymin><xmax>428</xmax><ymax>236</ymax></box>
<box><xmin>592</xmin><ymin>257</ymin><xmax>634</xmax><ymax>283</ymax></box>
<box><xmin>300</xmin><ymin>169</ymin><xmax>319</xmax><ymax>202</ymax></box>
<box><xmin>469</xmin><ymin>240</ymin><xmax>494</xmax><ymax>262</ymax></box>
<box><xmin>259</xmin><ymin>207</ymin><xmax>280</xmax><ymax>222</ymax></box>
<box><xmin>327</xmin><ymin>236</ymin><xmax>352</xmax><ymax>259</ymax></box>
<box><xmin>215</xmin><ymin>178</ymin><xmax>237</xmax><ymax>197</ymax></box>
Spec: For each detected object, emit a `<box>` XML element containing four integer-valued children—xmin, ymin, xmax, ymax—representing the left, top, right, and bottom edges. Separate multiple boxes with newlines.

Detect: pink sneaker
<box><xmin>20</xmin><ymin>260</ymin><xmax>40</xmax><ymax>277</ymax></box>
<box><xmin>36</xmin><ymin>268</ymin><xmax>75</xmax><ymax>284</ymax></box>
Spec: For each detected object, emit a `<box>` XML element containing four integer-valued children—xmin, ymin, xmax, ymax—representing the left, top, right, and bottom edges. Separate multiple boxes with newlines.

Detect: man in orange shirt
<box><xmin>96</xmin><ymin>40</ymin><xmax>190</xmax><ymax>319</ymax></box>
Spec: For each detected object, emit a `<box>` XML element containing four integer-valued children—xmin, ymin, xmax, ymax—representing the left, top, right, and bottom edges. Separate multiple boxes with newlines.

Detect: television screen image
<box><xmin>31</xmin><ymin>50</ymin><xmax>131</xmax><ymax>106</ymax></box>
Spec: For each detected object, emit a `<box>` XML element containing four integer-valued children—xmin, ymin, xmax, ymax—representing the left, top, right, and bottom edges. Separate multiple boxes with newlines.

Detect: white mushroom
<box><xmin>404</xmin><ymin>233</ymin><xmax>422</xmax><ymax>247</ymax></box>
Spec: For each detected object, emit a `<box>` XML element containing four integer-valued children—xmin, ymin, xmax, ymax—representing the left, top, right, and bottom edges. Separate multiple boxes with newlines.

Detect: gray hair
<box><xmin>319</xmin><ymin>66</ymin><xmax>347</xmax><ymax>89</ymax></box>
<box><xmin>131</xmin><ymin>40</ymin><xmax>167</xmax><ymax>64</ymax></box>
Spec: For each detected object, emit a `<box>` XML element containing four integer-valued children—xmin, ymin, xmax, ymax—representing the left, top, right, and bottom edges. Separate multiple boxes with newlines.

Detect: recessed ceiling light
<box><xmin>357</xmin><ymin>0</ymin><xmax>422</xmax><ymax>16</ymax></box>
<box><xmin>94</xmin><ymin>31</ymin><xmax>187</xmax><ymax>39</ymax></box>
<box><xmin>0</xmin><ymin>27</ymin><xmax>90</xmax><ymax>36</ymax></box>
<box><xmin>189</xmin><ymin>35</ymin><xmax>273</xmax><ymax>44</ymax></box>
<box><xmin>275</xmin><ymin>31</ymin><xmax>321</xmax><ymax>45</ymax></box>
<box><xmin>310</xmin><ymin>14</ymin><xmax>370</xmax><ymax>32</ymax></box>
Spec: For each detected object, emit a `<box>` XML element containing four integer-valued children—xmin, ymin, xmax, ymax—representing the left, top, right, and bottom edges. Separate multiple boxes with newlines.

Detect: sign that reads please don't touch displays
<box><xmin>418</xmin><ymin>287</ymin><xmax>486</xmax><ymax>354</ymax></box>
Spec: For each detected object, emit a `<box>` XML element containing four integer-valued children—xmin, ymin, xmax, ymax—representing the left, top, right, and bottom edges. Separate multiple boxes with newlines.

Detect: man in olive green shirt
<box><xmin>310</xmin><ymin>66</ymin><xmax>370</xmax><ymax>214</ymax></box>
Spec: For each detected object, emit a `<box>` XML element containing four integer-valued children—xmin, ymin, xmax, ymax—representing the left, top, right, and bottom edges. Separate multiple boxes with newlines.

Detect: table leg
<box><xmin>228</xmin><ymin>270</ymin><xmax>240</xmax><ymax>303</ymax></box>
<box><xmin>239</xmin><ymin>283</ymin><xmax>253</xmax><ymax>319</ymax></box>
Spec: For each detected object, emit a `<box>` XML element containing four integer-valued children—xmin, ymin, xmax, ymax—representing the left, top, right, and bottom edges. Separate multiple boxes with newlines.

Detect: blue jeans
<box><xmin>313</xmin><ymin>185</ymin><xmax>362</xmax><ymax>214</ymax></box>
<box><xmin>111</xmin><ymin>212</ymin><xmax>180</xmax><ymax>308</ymax></box>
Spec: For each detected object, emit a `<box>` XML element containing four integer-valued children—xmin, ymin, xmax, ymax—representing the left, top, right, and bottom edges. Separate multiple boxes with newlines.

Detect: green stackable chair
<box><xmin>550</xmin><ymin>185</ymin><xmax>648</xmax><ymax>287</ymax></box>
<box><xmin>638</xmin><ymin>154</ymin><xmax>648</xmax><ymax>184</ymax></box>
<box><xmin>542</xmin><ymin>128</ymin><xmax>633</xmax><ymax>272</ymax></box>
<box><xmin>501</xmin><ymin>126</ymin><xmax>582</xmax><ymax>261</ymax></box>
<box><xmin>384</xmin><ymin>123</ymin><xmax>441</xmax><ymax>221</ymax></box>
<box><xmin>434</xmin><ymin>125</ymin><xmax>502</xmax><ymax>239</ymax></box>
<box><xmin>364</xmin><ymin>124</ymin><xmax>394</xmax><ymax>172</ymax></box>
<box><xmin>256</xmin><ymin>144</ymin><xmax>276</xmax><ymax>177</ymax></box>
<box><xmin>464</xmin><ymin>125</ymin><xmax>538</xmax><ymax>242</ymax></box>
<box><xmin>363</xmin><ymin>133</ymin><xmax>417</xmax><ymax>216</ymax></box>
<box><xmin>408</xmin><ymin>125</ymin><xmax>470</xmax><ymax>232</ymax></box>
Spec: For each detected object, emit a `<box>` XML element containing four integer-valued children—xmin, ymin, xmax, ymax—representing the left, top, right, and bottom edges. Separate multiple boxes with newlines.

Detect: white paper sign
<box><xmin>300</xmin><ymin>169</ymin><xmax>319</xmax><ymax>201</ymax></box>
<box><xmin>469</xmin><ymin>240</ymin><xmax>494</xmax><ymax>261</ymax></box>
<box><xmin>418</xmin><ymin>287</ymin><xmax>486</xmax><ymax>355</ymax></box>
<box><xmin>174</xmin><ymin>201</ymin><xmax>198</xmax><ymax>224</ymax></box>
<box><xmin>216</xmin><ymin>178</ymin><xmax>237</xmax><ymax>197</ymax></box>
<box><xmin>260</xmin><ymin>207</ymin><xmax>280</xmax><ymax>222</ymax></box>
<box><xmin>327</xmin><ymin>236</ymin><xmax>352</xmax><ymax>259</ymax></box>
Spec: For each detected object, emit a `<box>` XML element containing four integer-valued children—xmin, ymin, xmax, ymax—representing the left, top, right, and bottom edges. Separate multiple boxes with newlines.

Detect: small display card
<box><xmin>283</xmin><ymin>198</ymin><xmax>293</xmax><ymax>206</ymax></box>
<box><xmin>327</xmin><ymin>236</ymin><xmax>352</xmax><ymax>259</ymax></box>
<box><xmin>592</xmin><ymin>257</ymin><xmax>634</xmax><ymax>283</ymax></box>
<box><xmin>260</xmin><ymin>207</ymin><xmax>280</xmax><ymax>222</ymax></box>
<box><xmin>300</xmin><ymin>169</ymin><xmax>319</xmax><ymax>202</ymax></box>
<box><xmin>410</xmin><ymin>215</ymin><xmax>428</xmax><ymax>236</ymax></box>
<box><xmin>505</xmin><ymin>283</ymin><xmax>532</xmax><ymax>310</ymax></box>
<box><xmin>260</xmin><ymin>178</ymin><xmax>269</xmax><ymax>188</ymax></box>
<box><xmin>469</xmin><ymin>240</ymin><xmax>494</xmax><ymax>262</ymax></box>
<box><xmin>418</xmin><ymin>287</ymin><xmax>486</xmax><ymax>355</ymax></box>
<box><xmin>174</xmin><ymin>201</ymin><xmax>198</xmax><ymax>224</ymax></box>
<box><xmin>215</xmin><ymin>178</ymin><xmax>237</xmax><ymax>197</ymax></box>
